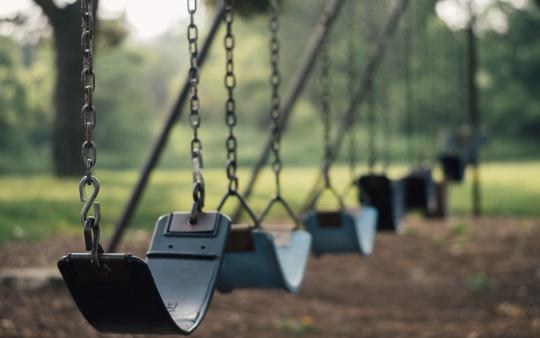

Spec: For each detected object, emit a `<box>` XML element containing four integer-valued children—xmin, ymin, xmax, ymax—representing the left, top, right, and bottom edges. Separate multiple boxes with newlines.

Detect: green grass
<box><xmin>0</xmin><ymin>162</ymin><xmax>539</xmax><ymax>245</ymax></box>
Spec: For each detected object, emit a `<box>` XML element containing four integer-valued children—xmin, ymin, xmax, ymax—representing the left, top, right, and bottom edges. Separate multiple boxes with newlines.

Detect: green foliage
<box><xmin>93</xmin><ymin>47</ymin><xmax>153</xmax><ymax>154</ymax></box>
<box><xmin>479</xmin><ymin>1</ymin><xmax>540</xmax><ymax>140</ymax></box>
<box><xmin>97</xmin><ymin>18</ymin><xmax>129</xmax><ymax>49</ymax></box>
<box><xmin>466</xmin><ymin>272</ymin><xmax>496</xmax><ymax>292</ymax></box>
<box><xmin>0</xmin><ymin>36</ymin><xmax>30</xmax><ymax>148</ymax></box>
<box><xmin>204</xmin><ymin>0</ymin><xmax>280</xmax><ymax>17</ymax></box>
<box><xmin>0</xmin><ymin>0</ymin><xmax>538</xmax><ymax>174</ymax></box>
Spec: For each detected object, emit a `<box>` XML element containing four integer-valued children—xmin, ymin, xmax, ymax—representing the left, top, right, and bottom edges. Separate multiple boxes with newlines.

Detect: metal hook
<box><xmin>79</xmin><ymin>176</ymin><xmax>101</xmax><ymax>226</ymax></box>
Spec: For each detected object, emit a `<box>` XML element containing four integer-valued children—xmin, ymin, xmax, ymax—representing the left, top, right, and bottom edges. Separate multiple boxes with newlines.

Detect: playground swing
<box><xmin>438</xmin><ymin>20</ymin><xmax>485</xmax><ymax>183</ymax></box>
<box><xmin>303</xmin><ymin>5</ymin><xmax>377</xmax><ymax>257</ymax></box>
<box><xmin>216</xmin><ymin>0</ymin><xmax>311</xmax><ymax>293</ymax></box>
<box><xmin>58</xmin><ymin>0</ymin><xmax>231</xmax><ymax>334</ymax></box>
<box><xmin>355</xmin><ymin>60</ymin><xmax>406</xmax><ymax>232</ymax></box>
<box><xmin>400</xmin><ymin>4</ymin><xmax>438</xmax><ymax>216</ymax></box>
<box><xmin>439</xmin><ymin>127</ymin><xmax>484</xmax><ymax>182</ymax></box>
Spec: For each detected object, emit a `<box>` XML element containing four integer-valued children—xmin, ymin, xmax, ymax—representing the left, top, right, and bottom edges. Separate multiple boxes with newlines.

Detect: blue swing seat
<box><xmin>303</xmin><ymin>207</ymin><xmax>377</xmax><ymax>257</ymax></box>
<box><xmin>216</xmin><ymin>226</ymin><xmax>311</xmax><ymax>293</ymax></box>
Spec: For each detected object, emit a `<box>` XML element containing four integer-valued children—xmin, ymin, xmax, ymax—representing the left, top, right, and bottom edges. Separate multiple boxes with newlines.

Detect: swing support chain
<box><xmin>78</xmin><ymin>0</ymin><xmax>109</xmax><ymax>274</ymax></box>
<box><xmin>258</xmin><ymin>0</ymin><xmax>301</xmax><ymax>229</ymax></box>
<box><xmin>216</xmin><ymin>0</ymin><xmax>260</xmax><ymax>227</ymax></box>
<box><xmin>187</xmin><ymin>0</ymin><xmax>206</xmax><ymax>224</ymax></box>
<box><xmin>310</xmin><ymin>0</ymin><xmax>346</xmax><ymax>212</ymax></box>
<box><xmin>345</xmin><ymin>0</ymin><xmax>357</xmax><ymax>185</ymax></box>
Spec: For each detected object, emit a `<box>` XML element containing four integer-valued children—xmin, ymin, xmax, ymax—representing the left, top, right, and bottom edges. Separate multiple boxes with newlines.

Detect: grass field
<box><xmin>0</xmin><ymin>161</ymin><xmax>538</xmax><ymax>245</ymax></box>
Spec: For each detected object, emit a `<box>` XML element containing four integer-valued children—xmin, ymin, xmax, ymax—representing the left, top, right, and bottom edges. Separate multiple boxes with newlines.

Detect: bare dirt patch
<box><xmin>1</xmin><ymin>216</ymin><xmax>539</xmax><ymax>338</ymax></box>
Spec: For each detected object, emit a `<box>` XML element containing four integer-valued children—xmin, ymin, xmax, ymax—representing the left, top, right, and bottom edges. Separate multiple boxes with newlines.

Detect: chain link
<box><xmin>380</xmin><ymin>61</ymin><xmax>391</xmax><ymax>171</ymax></box>
<box><xmin>187</xmin><ymin>0</ymin><xmax>205</xmax><ymax>218</ymax></box>
<box><xmin>223</xmin><ymin>0</ymin><xmax>238</xmax><ymax>194</ymax></box>
<box><xmin>81</xmin><ymin>0</ymin><xmax>97</xmax><ymax>178</ymax></box>
<box><xmin>345</xmin><ymin>0</ymin><xmax>357</xmax><ymax>180</ymax></box>
<box><xmin>364</xmin><ymin>0</ymin><xmax>377</xmax><ymax>171</ymax></box>
<box><xmin>216</xmin><ymin>0</ymin><xmax>261</xmax><ymax>227</ymax></box>
<box><xmin>268</xmin><ymin>0</ymin><xmax>283</xmax><ymax>195</ymax></box>
<box><xmin>403</xmin><ymin>6</ymin><xmax>414</xmax><ymax>164</ymax></box>
<box><xmin>79</xmin><ymin>0</ymin><xmax>107</xmax><ymax>274</ymax></box>
<box><xmin>320</xmin><ymin>0</ymin><xmax>332</xmax><ymax>187</ymax></box>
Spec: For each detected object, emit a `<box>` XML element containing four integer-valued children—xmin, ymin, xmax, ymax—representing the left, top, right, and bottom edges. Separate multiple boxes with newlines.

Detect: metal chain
<box><xmin>268</xmin><ymin>0</ymin><xmax>283</xmax><ymax>195</ymax></box>
<box><xmin>345</xmin><ymin>0</ymin><xmax>357</xmax><ymax>180</ymax></box>
<box><xmin>403</xmin><ymin>6</ymin><xmax>414</xmax><ymax>164</ymax></box>
<box><xmin>320</xmin><ymin>0</ymin><xmax>332</xmax><ymax>187</ymax></box>
<box><xmin>257</xmin><ymin>0</ymin><xmax>301</xmax><ymax>228</ymax></box>
<box><xmin>217</xmin><ymin>0</ymin><xmax>260</xmax><ymax>227</ymax></box>
<box><xmin>187</xmin><ymin>0</ymin><xmax>205</xmax><ymax>220</ymax></box>
<box><xmin>79</xmin><ymin>0</ymin><xmax>108</xmax><ymax>274</ymax></box>
<box><xmin>365</xmin><ymin>0</ymin><xmax>377</xmax><ymax>171</ymax></box>
<box><xmin>81</xmin><ymin>0</ymin><xmax>97</xmax><ymax>181</ymax></box>
<box><xmin>380</xmin><ymin>60</ymin><xmax>391</xmax><ymax>171</ymax></box>
<box><xmin>366</xmin><ymin>84</ymin><xmax>377</xmax><ymax>171</ymax></box>
<box><xmin>380</xmin><ymin>0</ymin><xmax>391</xmax><ymax>172</ymax></box>
<box><xmin>224</xmin><ymin>0</ymin><xmax>238</xmax><ymax>194</ymax></box>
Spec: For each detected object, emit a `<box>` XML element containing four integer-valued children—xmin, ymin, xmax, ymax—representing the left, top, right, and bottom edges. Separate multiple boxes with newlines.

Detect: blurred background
<box><xmin>0</xmin><ymin>0</ymin><xmax>539</xmax><ymax>337</ymax></box>
<box><xmin>0</xmin><ymin>0</ymin><xmax>537</xmax><ymax>238</ymax></box>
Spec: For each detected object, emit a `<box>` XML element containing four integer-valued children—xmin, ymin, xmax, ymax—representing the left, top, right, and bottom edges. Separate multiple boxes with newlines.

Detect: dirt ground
<box><xmin>0</xmin><ymin>216</ymin><xmax>539</xmax><ymax>338</ymax></box>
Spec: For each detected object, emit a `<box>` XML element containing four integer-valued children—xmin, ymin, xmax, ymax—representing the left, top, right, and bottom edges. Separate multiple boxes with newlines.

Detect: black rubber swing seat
<box><xmin>439</xmin><ymin>153</ymin><xmax>466</xmax><ymax>182</ymax></box>
<box><xmin>357</xmin><ymin>174</ymin><xmax>405</xmax><ymax>232</ymax></box>
<box><xmin>426</xmin><ymin>180</ymin><xmax>449</xmax><ymax>219</ymax></box>
<box><xmin>216</xmin><ymin>225</ymin><xmax>311</xmax><ymax>293</ymax></box>
<box><xmin>438</xmin><ymin>128</ymin><xmax>486</xmax><ymax>182</ymax></box>
<box><xmin>402</xmin><ymin>167</ymin><xmax>438</xmax><ymax>214</ymax></box>
<box><xmin>58</xmin><ymin>211</ymin><xmax>231</xmax><ymax>335</ymax></box>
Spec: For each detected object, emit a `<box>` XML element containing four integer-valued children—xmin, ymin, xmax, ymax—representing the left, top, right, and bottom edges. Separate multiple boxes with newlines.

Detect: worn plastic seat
<box><xmin>357</xmin><ymin>174</ymin><xmax>405</xmax><ymax>232</ymax></box>
<box><xmin>440</xmin><ymin>153</ymin><xmax>466</xmax><ymax>182</ymax></box>
<box><xmin>216</xmin><ymin>226</ymin><xmax>311</xmax><ymax>293</ymax></box>
<box><xmin>58</xmin><ymin>212</ymin><xmax>231</xmax><ymax>335</ymax></box>
<box><xmin>438</xmin><ymin>127</ymin><xmax>486</xmax><ymax>182</ymax></box>
<box><xmin>426</xmin><ymin>181</ymin><xmax>448</xmax><ymax>219</ymax></box>
<box><xmin>402</xmin><ymin>168</ymin><xmax>437</xmax><ymax>214</ymax></box>
<box><xmin>303</xmin><ymin>207</ymin><xmax>377</xmax><ymax>256</ymax></box>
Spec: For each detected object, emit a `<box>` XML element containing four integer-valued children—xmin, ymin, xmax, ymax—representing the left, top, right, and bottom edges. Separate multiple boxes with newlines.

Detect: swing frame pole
<box><xmin>107</xmin><ymin>4</ymin><xmax>225</xmax><ymax>252</ymax></box>
<box><xmin>302</xmin><ymin>0</ymin><xmax>410</xmax><ymax>211</ymax></box>
<box><xmin>230</xmin><ymin>0</ymin><xmax>346</xmax><ymax>223</ymax></box>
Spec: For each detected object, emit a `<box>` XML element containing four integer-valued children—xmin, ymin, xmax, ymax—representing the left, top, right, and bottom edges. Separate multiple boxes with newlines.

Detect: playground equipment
<box><xmin>58</xmin><ymin>1</ymin><xmax>231</xmax><ymax>334</ymax></box>
<box><xmin>216</xmin><ymin>0</ymin><xmax>311</xmax><ymax>293</ymax></box>
<box><xmin>304</xmin><ymin>0</ymin><xmax>377</xmax><ymax>256</ymax></box>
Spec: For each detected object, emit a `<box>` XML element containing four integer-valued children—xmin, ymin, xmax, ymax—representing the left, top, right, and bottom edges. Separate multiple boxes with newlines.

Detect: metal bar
<box><xmin>107</xmin><ymin>4</ymin><xmax>225</xmax><ymax>252</ymax></box>
<box><xmin>302</xmin><ymin>0</ymin><xmax>410</xmax><ymax>211</ymax></box>
<box><xmin>230</xmin><ymin>0</ymin><xmax>346</xmax><ymax>223</ymax></box>
<box><xmin>466</xmin><ymin>2</ymin><xmax>481</xmax><ymax>216</ymax></box>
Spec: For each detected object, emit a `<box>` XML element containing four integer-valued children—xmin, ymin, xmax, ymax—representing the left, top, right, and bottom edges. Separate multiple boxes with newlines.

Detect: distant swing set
<box><xmin>57</xmin><ymin>0</ymin><xmax>483</xmax><ymax>334</ymax></box>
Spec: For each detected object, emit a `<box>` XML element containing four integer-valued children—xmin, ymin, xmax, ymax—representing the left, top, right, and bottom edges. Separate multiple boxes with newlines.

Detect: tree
<box><xmin>33</xmin><ymin>0</ymin><xmax>98</xmax><ymax>176</ymax></box>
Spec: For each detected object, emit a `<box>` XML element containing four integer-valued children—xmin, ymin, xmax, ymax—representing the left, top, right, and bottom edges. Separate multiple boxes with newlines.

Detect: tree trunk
<box><xmin>52</xmin><ymin>4</ymin><xmax>84</xmax><ymax>176</ymax></box>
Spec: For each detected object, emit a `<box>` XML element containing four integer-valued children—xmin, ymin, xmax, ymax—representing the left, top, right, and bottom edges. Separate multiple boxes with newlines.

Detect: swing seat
<box><xmin>402</xmin><ymin>168</ymin><xmax>437</xmax><ymax>214</ymax></box>
<box><xmin>58</xmin><ymin>212</ymin><xmax>231</xmax><ymax>335</ymax></box>
<box><xmin>216</xmin><ymin>227</ymin><xmax>311</xmax><ymax>293</ymax></box>
<box><xmin>303</xmin><ymin>207</ymin><xmax>377</xmax><ymax>256</ymax></box>
<box><xmin>439</xmin><ymin>153</ymin><xmax>466</xmax><ymax>182</ymax></box>
<box><xmin>426</xmin><ymin>181</ymin><xmax>448</xmax><ymax>219</ymax></box>
<box><xmin>357</xmin><ymin>174</ymin><xmax>405</xmax><ymax>232</ymax></box>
